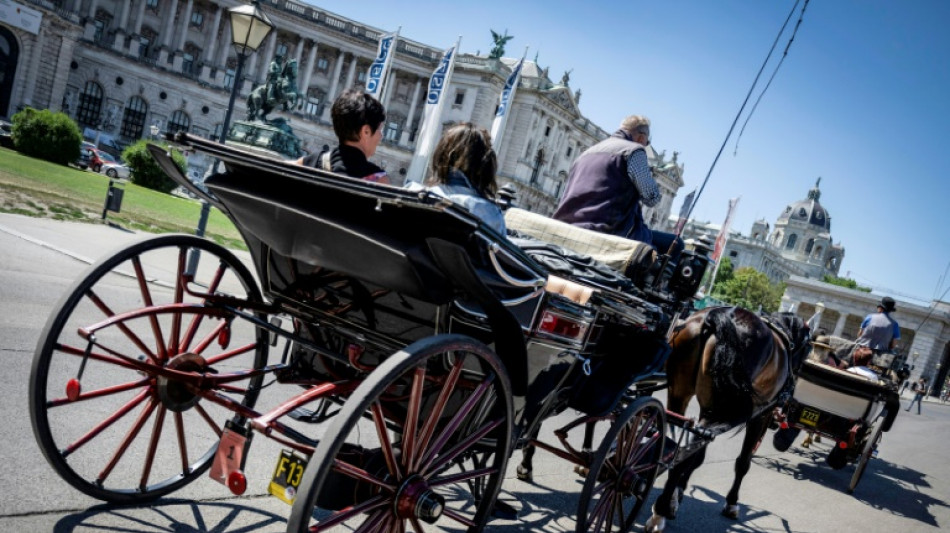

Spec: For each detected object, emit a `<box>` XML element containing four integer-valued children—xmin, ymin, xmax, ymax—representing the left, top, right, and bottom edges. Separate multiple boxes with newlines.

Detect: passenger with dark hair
<box><xmin>300</xmin><ymin>88</ymin><xmax>388</xmax><ymax>183</ymax></box>
<box><xmin>416</xmin><ymin>122</ymin><xmax>505</xmax><ymax>235</ymax></box>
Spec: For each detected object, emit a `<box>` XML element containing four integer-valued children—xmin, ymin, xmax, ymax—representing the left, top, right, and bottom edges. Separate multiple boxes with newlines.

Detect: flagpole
<box><xmin>490</xmin><ymin>46</ymin><xmax>527</xmax><ymax>148</ymax></box>
<box><xmin>704</xmin><ymin>197</ymin><xmax>740</xmax><ymax>294</ymax></box>
<box><xmin>405</xmin><ymin>35</ymin><xmax>462</xmax><ymax>184</ymax></box>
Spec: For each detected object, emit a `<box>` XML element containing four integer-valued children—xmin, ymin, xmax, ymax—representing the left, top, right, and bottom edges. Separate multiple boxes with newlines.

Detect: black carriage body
<box><xmin>148</xmin><ymin>135</ymin><xmax>675</xmax><ymax>428</ymax></box>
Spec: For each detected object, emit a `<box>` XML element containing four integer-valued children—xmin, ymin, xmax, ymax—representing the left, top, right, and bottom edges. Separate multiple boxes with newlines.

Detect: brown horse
<box><xmin>645</xmin><ymin>306</ymin><xmax>810</xmax><ymax>532</ymax></box>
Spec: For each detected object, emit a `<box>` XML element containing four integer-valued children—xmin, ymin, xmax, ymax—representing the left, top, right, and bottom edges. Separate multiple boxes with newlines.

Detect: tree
<box><xmin>122</xmin><ymin>139</ymin><xmax>186</xmax><ymax>193</ymax></box>
<box><xmin>11</xmin><ymin>107</ymin><xmax>82</xmax><ymax>165</ymax></box>
<box><xmin>713</xmin><ymin>266</ymin><xmax>785</xmax><ymax>313</ymax></box>
<box><xmin>821</xmin><ymin>274</ymin><xmax>872</xmax><ymax>293</ymax></box>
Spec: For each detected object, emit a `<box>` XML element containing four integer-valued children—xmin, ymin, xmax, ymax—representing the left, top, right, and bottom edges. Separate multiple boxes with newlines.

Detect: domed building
<box><xmin>674</xmin><ymin>178</ymin><xmax>845</xmax><ymax>283</ymax></box>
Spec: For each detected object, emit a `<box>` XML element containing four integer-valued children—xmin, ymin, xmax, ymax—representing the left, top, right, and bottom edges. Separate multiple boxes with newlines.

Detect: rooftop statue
<box><xmin>560</xmin><ymin>69</ymin><xmax>572</xmax><ymax>86</ymax></box>
<box><xmin>489</xmin><ymin>29</ymin><xmax>513</xmax><ymax>59</ymax></box>
<box><xmin>246</xmin><ymin>55</ymin><xmax>300</xmax><ymax>121</ymax></box>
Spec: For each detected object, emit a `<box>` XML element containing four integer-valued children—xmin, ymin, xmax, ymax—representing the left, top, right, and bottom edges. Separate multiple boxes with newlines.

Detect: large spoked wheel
<box><xmin>30</xmin><ymin>234</ymin><xmax>268</xmax><ymax>503</ymax></box>
<box><xmin>848</xmin><ymin>416</ymin><xmax>885</xmax><ymax>494</ymax></box>
<box><xmin>576</xmin><ymin>397</ymin><xmax>667</xmax><ymax>533</ymax></box>
<box><xmin>286</xmin><ymin>334</ymin><xmax>513</xmax><ymax>533</ymax></box>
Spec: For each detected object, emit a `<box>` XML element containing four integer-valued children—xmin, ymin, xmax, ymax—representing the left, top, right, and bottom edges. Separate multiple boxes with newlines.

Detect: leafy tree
<box><xmin>821</xmin><ymin>274</ymin><xmax>872</xmax><ymax>293</ymax></box>
<box><xmin>122</xmin><ymin>140</ymin><xmax>187</xmax><ymax>193</ymax></box>
<box><xmin>10</xmin><ymin>107</ymin><xmax>82</xmax><ymax>165</ymax></box>
<box><xmin>713</xmin><ymin>266</ymin><xmax>785</xmax><ymax>312</ymax></box>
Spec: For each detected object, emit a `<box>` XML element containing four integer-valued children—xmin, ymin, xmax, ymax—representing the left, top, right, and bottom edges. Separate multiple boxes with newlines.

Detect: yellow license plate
<box><xmin>799</xmin><ymin>407</ymin><xmax>821</xmax><ymax>427</ymax></box>
<box><xmin>268</xmin><ymin>449</ymin><xmax>308</xmax><ymax>504</ymax></box>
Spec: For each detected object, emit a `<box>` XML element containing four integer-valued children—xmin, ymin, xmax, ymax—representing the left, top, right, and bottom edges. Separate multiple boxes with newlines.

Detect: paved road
<box><xmin>1</xmin><ymin>213</ymin><xmax>948</xmax><ymax>532</ymax></box>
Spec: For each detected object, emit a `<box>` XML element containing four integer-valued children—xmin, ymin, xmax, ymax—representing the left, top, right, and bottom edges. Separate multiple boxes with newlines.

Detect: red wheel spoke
<box><xmin>174</xmin><ymin>411</ymin><xmax>189</xmax><ymax>473</ymax></box>
<box><xmin>47</xmin><ymin>377</ymin><xmax>150</xmax><ymax>408</ymax></box>
<box><xmin>62</xmin><ymin>389</ymin><xmax>150</xmax><ymax>457</ymax></box>
<box><xmin>613</xmin><ymin>492</ymin><xmax>627</xmax><ymax>531</ymax></box>
<box><xmin>55</xmin><ymin>342</ymin><xmax>144</xmax><ymax>371</ymax></box>
<box><xmin>203</xmin><ymin>341</ymin><xmax>258</xmax><ymax>364</ymax></box>
<box><xmin>313</xmin><ymin>496</ymin><xmax>388</xmax><ymax>530</ymax></box>
<box><xmin>332</xmin><ymin>457</ymin><xmax>397</xmax><ymax>492</ymax></box>
<box><xmin>86</xmin><ymin>290</ymin><xmax>158</xmax><ymax>362</ymax></box>
<box><xmin>401</xmin><ymin>367</ymin><xmax>425</xmax><ymax>471</ymax></box>
<box><xmin>179</xmin><ymin>261</ymin><xmax>228</xmax><ymax>353</ymax></box>
<box><xmin>139</xmin><ymin>404</ymin><xmax>168</xmax><ymax>490</ymax></box>
<box><xmin>409</xmin><ymin>517</ymin><xmax>427</xmax><ymax>533</ymax></box>
<box><xmin>193</xmin><ymin>402</ymin><xmax>223</xmax><ymax>438</ymax></box>
<box><xmin>370</xmin><ymin>402</ymin><xmax>404</xmax><ymax>482</ymax></box>
<box><xmin>411</xmin><ymin>355</ymin><xmax>465</xmax><ymax>471</ymax></box>
<box><xmin>130</xmin><ymin>257</ymin><xmax>168</xmax><ymax>360</ymax></box>
<box><xmin>185</xmin><ymin>319</ymin><xmax>227</xmax><ymax>356</ymax></box>
<box><xmin>167</xmin><ymin>247</ymin><xmax>188</xmax><ymax>356</ymax></box>
<box><xmin>419</xmin><ymin>374</ymin><xmax>493</xmax><ymax>474</ymax></box>
<box><xmin>97</xmin><ymin>397</ymin><xmax>159</xmax><ymax>484</ymax></box>
<box><xmin>422</xmin><ymin>416</ymin><xmax>502</xmax><ymax>477</ymax></box>
<box><xmin>440</xmin><ymin>506</ymin><xmax>476</xmax><ymax>528</ymax></box>
<box><xmin>429</xmin><ymin>466</ymin><xmax>497</xmax><ymax>487</ymax></box>
<box><xmin>590</xmin><ymin>487</ymin><xmax>611</xmax><ymax>532</ymax></box>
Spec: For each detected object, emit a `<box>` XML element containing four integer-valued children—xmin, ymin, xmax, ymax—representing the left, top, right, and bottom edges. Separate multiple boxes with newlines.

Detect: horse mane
<box><xmin>702</xmin><ymin>307</ymin><xmax>762</xmax><ymax>426</ymax></box>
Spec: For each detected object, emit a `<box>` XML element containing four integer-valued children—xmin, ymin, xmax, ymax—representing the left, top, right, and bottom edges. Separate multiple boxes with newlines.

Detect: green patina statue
<box><xmin>489</xmin><ymin>29</ymin><xmax>514</xmax><ymax>59</ymax></box>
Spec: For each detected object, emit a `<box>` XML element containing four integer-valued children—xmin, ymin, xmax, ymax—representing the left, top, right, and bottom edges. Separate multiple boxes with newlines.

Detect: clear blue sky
<box><xmin>304</xmin><ymin>0</ymin><xmax>950</xmax><ymax>305</ymax></box>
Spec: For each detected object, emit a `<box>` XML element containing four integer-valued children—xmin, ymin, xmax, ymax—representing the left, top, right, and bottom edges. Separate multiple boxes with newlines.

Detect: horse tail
<box><xmin>701</xmin><ymin>307</ymin><xmax>759</xmax><ymax>427</ymax></box>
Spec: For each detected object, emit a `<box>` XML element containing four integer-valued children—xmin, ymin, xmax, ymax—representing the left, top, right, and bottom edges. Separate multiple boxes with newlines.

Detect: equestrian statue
<box><xmin>246</xmin><ymin>55</ymin><xmax>300</xmax><ymax>121</ymax></box>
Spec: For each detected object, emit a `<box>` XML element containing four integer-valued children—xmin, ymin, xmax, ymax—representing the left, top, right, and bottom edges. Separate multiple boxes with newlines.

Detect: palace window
<box><xmin>317</xmin><ymin>57</ymin><xmax>329</xmax><ymax>72</ymax></box>
<box><xmin>190</xmin><ymin>11</ymin><xmax>204</xmax><ymax>28</ymax></box>
<box><xmin>120</xmin><ymin>96</ymin><xmax>148</xmax><ymax>140</ymax></box>
<box><xmin>146</xmin><ymin>0</ymin><xmax>158</xmax><ymax>8</ymax></box>
<box><xmin>454</xmin><ymin>90</ymin><xmax>465</xmax><ymax>106</ymax></box>
<box><xmin>168</xmin><ymin>110</ymin><xmax>191</xmax><ymax>134</ymax></box>
<box><xmin>805</xmin><ymin>238</ymin><xmax>815</xmax><ymax>254</ymax></box>
<box><xmin>182</xmin><ymin>51</ymin><xmax>196</xmax><ymax>75</ymax></box>
<box><xmin>77</xmin><ymin>81</ymin><xmax>104</xmax><ymax>128</ymax></box>
<box><xmin>383</xmin><ymin>116</ymin><xmax>403</xmax><ymax>143</ymax></box>
<box><xmin>276</xmin><ymin>43</ymin><xmax>289</xmax><ymax>59</ymax></box>
<box><xmin>785</xmin><ymin>233</ymin><xmax>798</xmax><ymax>250</ymax></box>
<box><xmin>93</xmin><ymin>19</ymin><xmax>105</xmax><ymax>43</ymax></box>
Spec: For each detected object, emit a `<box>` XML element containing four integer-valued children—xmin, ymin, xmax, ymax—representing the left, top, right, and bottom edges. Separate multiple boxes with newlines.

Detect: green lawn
<box><xmin>0</xmin><ymin>147</ymin><xmax>245</xmax><ymax>250</ymax></box>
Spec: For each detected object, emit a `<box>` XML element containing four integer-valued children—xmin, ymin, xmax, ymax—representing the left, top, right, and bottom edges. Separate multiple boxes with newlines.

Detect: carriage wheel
<box><xmin>576</xmin><ymin>397</ymin><xmax>666</xmax><ymax>533</ymax></box>
<box><xmin>848</xmin><ymin>417</ymin><xmax>885</xmax><ymax>494</ymax></box>
<box><xmin>30</xmin><ymin>234</ymin><xmax>268</xmax><ymax>503</ymax></box>
<box><xmin>286</xmin><ymin>334</ymin><xmax>513</xmax><ymax>533</ymax></box>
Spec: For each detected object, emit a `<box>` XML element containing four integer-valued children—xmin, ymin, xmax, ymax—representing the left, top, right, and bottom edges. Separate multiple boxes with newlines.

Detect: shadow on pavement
<box><xmin>53</xmin><ymin>498</ymin><xmax>286</xmax><ymax>533</ymax></box>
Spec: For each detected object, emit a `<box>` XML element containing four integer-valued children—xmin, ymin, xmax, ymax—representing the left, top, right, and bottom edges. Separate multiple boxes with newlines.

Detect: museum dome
<box><xmin>776</xmin><ymin>178</ymin><xmax>831</xmax><ymax>231</ymax></box>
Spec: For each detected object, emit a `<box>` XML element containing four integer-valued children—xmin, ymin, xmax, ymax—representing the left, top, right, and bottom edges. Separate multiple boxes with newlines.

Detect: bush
<box><xmin>11</xmin><ymin>108</ymin><xmax>82</xmax><ymax>165</ymax></box>
<box><xmin>123</xmin><ymin>139</ymin><xmax>187</xmax><ymax>193</ymax></box>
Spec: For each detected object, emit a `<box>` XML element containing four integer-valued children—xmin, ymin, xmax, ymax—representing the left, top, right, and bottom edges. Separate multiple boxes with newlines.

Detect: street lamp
<box><xmin>189</xmin><ymin>0</ymin><xmax>273</xmax><ymax>276</ymax></box>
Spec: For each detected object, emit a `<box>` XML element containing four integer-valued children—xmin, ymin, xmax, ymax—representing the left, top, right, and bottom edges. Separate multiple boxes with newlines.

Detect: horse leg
<box><xmin>722</xmin><ymin>412</ymin><xmax>770</xmax><ymax>519</ymax></box>
<box><xmin>516</xmin><ymin>425</ymin><xmax>540</xmax><ymax>482</ymax></box>
<box><xmin>645</xmin><ymin>445</ymin><xmax>707</xmax><ymax>533</ymax></box>
<box><xmin>573</xmin><ymin>420</ymin><xmax>596</xmax><ymax>477</ymax></box>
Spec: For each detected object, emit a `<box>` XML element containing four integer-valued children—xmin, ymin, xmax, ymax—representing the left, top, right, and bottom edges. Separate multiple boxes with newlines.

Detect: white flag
<box><xmin>489</xmin><ymin>54</ymin><xmax>525</xmax><ymax>147</ymax></box>
<box><xmin>706</xmin><ymin>197</ymin><xmax>741</xmax><ymax>292</ymax></box>
<box><xmin>405</xmin><ymin>38</ymin><xmax>461</xmax><ymax>184</ymax></box>
<box><xmin>365</xmin><ymin>30</ymin><xmax>398</xmax><ymax>99</ymax></box>
<box><xmin>673</xmin><ymin>188</ymin><xmax>696</xmax><ymax>234</ymax></box>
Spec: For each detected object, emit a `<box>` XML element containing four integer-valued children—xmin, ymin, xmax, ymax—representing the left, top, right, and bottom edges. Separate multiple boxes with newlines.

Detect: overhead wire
<box><xmin>680</xmin><ymin>0</ymin><xmax>806</xmax><ymax>228</ymax></box>
<box><xmin>733</xmin><ymin>0</ymin><xmax>810</xmax><ymax>156</ymax></box>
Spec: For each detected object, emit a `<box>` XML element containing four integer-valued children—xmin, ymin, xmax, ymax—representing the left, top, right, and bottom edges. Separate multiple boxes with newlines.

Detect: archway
<box><xmin>0</xmin><ymin>26</ymin><xmax>19</xmax><ymax>118</ymax></box>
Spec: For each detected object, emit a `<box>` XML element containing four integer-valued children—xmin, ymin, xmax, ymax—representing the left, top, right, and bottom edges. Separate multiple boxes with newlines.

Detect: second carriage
<box><xmin>29</xmin><ymin>133</ymin><xmax>715</xmax><ymax>532</ymax></box>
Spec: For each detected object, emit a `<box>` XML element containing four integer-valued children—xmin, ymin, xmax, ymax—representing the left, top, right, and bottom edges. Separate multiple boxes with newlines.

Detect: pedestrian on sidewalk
<box><xmin>906</xmin><ymin>377</ymin><xmax>927</xmax><ymax>414</ymax></box>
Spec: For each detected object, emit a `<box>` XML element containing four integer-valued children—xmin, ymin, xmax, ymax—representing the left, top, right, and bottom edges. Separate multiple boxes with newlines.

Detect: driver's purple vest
<box><xmin>553</xmin><ymin>132</ymin><xmax>651</xmax><ymax>243</ymax></box>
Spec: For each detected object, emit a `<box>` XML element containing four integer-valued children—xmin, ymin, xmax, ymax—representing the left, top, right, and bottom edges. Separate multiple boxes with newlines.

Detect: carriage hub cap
<box><xmin>157</xmin><ymin>353</ymin><xmax>207</xmax><ymax>412</ymax></box>
<box><xmin>395</xmin><ymin>475</ymin><xmax>445</xmax><ymax>524</ymax></box>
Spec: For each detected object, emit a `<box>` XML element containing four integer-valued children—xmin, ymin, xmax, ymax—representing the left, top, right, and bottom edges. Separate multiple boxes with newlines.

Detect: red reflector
<box><xmin>838</xmin><ymin>441</ymin><xmax>848</xmax><ymax>449</ymax></box>
<box><xmin>538</xmin><ymin>310</ymin><xmax>588</xmax><ymax>342</ymax></box>
<box><xmin>779</xmin><ymin>422</ymin><xmax>789</xmax><ymax>429</ymax></box>
<box><xmin>228</xmin><ymin>470</ymin><xmax>247</xmax><ymax>495</ymax></box>
<box><xmin>66</xmin><ymin>378</ymin><xmax>81</xmax><ymax>402</ymax></box>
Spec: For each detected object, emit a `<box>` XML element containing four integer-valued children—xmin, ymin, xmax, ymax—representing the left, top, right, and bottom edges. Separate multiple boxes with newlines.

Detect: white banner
<box><xmin>673</xmin><ymin>189</ymin><xmax>696</xmax><ymax>233</ymax></box>
<box><xmin>405</xmin><ymin>38</ymin><xmax>461</xmax><ymax>184</ymax></box>
<box><xmin>489</xmin><ymin>55</ymin><xmax>525</xmax><ymax>147</ymax></box>
<box><xmin>0</xmin><ymin>0</ymin><xmax>42</xmax><ymax>35</ymax></box>
<box><xmin>365</xmin><ymin>30</ymin><xmax>398</xmax><ymax>99</ymax></box>
<box><xmin>706</xmin><ymin>196</ymin><xmax>741</xmax><ymax>292</ymax></box>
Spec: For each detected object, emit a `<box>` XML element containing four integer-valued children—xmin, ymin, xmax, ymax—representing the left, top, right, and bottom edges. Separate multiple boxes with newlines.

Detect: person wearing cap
<box><xmin>551</xmin><ymin>115</ymin><xmax>683</xmax><ymax>259</ymax></box>
<box><xmin>855</xmin><ymin>297</ymin><xmax>900</xmax><ymax>355</ymax></box>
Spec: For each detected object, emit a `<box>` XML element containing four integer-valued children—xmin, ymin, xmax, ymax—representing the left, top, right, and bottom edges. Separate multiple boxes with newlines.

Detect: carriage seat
<box><xmin>793</xmin><ymin>359</ymin><xmax>889</xmax><ymax>421</ymax></box>
<box><xmin>504</xmin><ymin>208</ymin><xmax>656</xmax><ymax>285</ymax></box>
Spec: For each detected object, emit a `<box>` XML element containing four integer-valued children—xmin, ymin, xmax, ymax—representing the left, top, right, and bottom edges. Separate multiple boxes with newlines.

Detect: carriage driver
<box><xmin>855</xmin><ymin>296</ymin><xmax>900</xmax><ymax>359</ymax></box>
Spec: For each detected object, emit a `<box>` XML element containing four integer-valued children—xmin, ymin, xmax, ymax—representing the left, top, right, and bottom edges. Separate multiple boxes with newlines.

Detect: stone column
<box><xmin>832</xmin><ymin>313</ymin><xmax>848</xmax><ymax>337</ymax></box>
<box><xmin>255</xmin><ymin>30</ymin><xmax>278</xmax><ymax>84</ymax></box>
<box><xmin>382</xmin><ymin>69</ymin><xmax>396</xmax><ymax>109</ymax></box>
<box><xmin>294</xmin><ymin>35</ymin><xmax>305</xmax><ymax>70</ymax></box>
<box><xmin>300</xmin><ymin>41</ymin><xmax>319</xmax><ymax>110</ymax></box>
<box><xmin>21</xmin><ymin>28</ymin><xmax>46</xmax><ymax>108</ymax></box>
<box><xmin>320</xmin><ymin>49</ymin><xmax>345</xmax><ymax>121</ymax></box>
<box><xmin>344</xmin><ymin>56</ymin><xmax>358</xmax><ymax>89</ymax></box>
<box><xmin>215</xmin><ymin>17</ymin><xmax>232</xmax><ymax>86</ymax></box>
<box><xmin>400</xmin><ymin>78</ymin><xmax>421</xmax><ymax>145</ymax></box>
<box><xmin>173</xmin><ymin>0</ymin><xmax>194</xmax><ymax>70</ymax></box>
<box><xmin>159</xmin><ymin>0</ymin><xmax>180</xmax><ymax>64</ymax></box>
<box><xmin>129</xmin><ymin>0</ymin><xmax>148</xmax><ymax>56</ymax></box>
<box><xmin>201</xmin><ymin>4</ymin><xmax>223</xmax><ymax>82</ymax></box>
<box><xmin>112</xmin><ymin>0</ymin><xmax>132</xmax><ymax>53</ymax></box>
<box><xmin>87</xmin><ymin>0</ymin><xmax>99</xmax><ymax>18</ymax></box>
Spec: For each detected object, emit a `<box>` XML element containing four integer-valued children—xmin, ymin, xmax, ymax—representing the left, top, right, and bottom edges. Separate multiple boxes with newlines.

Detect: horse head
<box><xmin>771</xmin><ymin>311</ymin><xmax>811</xmax><ymax>373</ymax></box>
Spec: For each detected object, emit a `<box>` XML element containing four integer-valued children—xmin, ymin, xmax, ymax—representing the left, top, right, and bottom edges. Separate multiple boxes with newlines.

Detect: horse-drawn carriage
<box><xmin>771</xmin><ymin>337</ymin><xmax>903</xmax><ymax>493</ymax></box>
<box><xmin>30</xmin><ymin>133</ymin><xmax>728</xmax><ymax>532</ymax></box>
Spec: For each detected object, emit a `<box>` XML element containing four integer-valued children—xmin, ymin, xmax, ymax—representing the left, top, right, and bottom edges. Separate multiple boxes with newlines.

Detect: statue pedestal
<box><xmin>226</xmin><ymin>119</ymin><xmax>302</xmax><ymax>160</ymax></box>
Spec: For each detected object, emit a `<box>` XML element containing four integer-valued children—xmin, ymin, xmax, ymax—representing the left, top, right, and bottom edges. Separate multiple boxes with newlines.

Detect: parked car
<box><xmin>75</xmin><ymin>147</ymin><xmax>93</xmax><ymax>169</ymax></box>
<box><xmin>88</xmin><ymin>148</ymin><xmax>116</xmax><ymax>172</ymax></box>
<box><xmin>99</xmin><ymin>159</ymin><xmax>131</xmax><ymax>179</ymax></box>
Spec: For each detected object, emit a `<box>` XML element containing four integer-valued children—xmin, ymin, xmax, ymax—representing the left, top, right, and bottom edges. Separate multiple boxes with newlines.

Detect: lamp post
<box><xmin>188</xmin><ymin>0</ymin><xmax>274</xmax><ymax>276</ymax></box>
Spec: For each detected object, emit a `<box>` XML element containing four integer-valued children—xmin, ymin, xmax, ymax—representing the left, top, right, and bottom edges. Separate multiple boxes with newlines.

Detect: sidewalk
<box><xmin>0</xmin><ymin>212</ymin><xmax>146</xmax><ymax>266</ymax></box>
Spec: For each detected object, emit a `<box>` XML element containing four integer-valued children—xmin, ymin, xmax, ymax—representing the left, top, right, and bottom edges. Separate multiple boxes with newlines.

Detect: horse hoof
<box><xmin>516</xmin><ymin>464</ymin><xmax>532</xmax><ymax>482</ymax></box>
<box><xmin>668</xmin><ymin>487</ymin><xmax>681</xmax><ymax>518</ymax></box>
<box><xmin>574</xmin><ymin>465</ymin><xmax>590</xmax><ymax>477</ymax></box>
<box><xmin>645</xmin><ymin>514</ymin><xmax>667</xmax><ymax>533</ymax></box>
<box><xmin>721</xmin><ymin>504</ymin><xmax>739</xmax><ymax>520</ymax></box>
